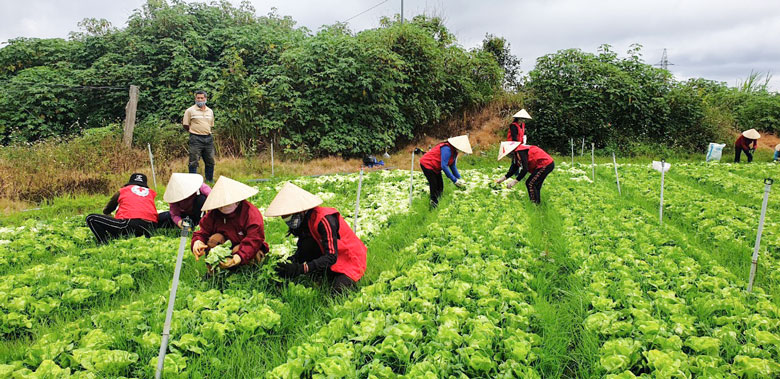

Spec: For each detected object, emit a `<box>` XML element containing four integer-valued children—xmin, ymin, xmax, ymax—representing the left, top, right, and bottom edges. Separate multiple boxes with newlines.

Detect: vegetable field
<box><xmin>1</xmin><ymin>160</ymin><xmax>779</xmax><ymax>378</ymax></box>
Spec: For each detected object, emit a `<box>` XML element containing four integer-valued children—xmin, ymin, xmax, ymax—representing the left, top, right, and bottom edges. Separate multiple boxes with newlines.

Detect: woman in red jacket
<box><xmin>265</xmin><ymin>182</ymin><xmax>367</xmax><ymax>295</ymax></box>
<box><xmin>495</xmin><ymin>142</ymin><xmax>555</xmax><ymax>204</ymax></box>
<box><xmin>86</xmin><ymin>173</ymin><xmax>158</xmax><ymax>245</ymax></box>
<box><xmin>507</xmin><ymin>109</ymin><xmax>531</xmax><ymax>143</ymax></box>
<box><xmin>418</xmin><ymin>135</ymin><xmax>472</xmax><ymax>208</ymax></box>
<box><xmin>191</xmin><ymin>176</ymin><xmax>269</xmax><ymax>270</ymax></box>
<box><xmin>735</xmin><ymin>129</ymin><xmax>760</xmax><ymax>163</ymax></box>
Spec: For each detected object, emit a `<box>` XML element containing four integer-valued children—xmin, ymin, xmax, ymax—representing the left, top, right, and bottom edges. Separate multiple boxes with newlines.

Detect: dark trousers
<box><xmin>421</xmin><ymin>165</ymin><xmax>444</xmax><ymax>207</ymax></box>
<box><xmin>189</xmin><ymin>134</ymin><xmax>215</xmax><ymax>181</ymax></box>
<box><xmin>735</xmin><ymin>147</ymin><xmax>753</xmax><ymax>163</ymax></box>
<box><xmin>526</xmin><ymin>162</ymin><xmax>555</xmax><ymax>204</ymax></box>
<box><xmin>156</xmin><ymin>194</ymin><xmax>207</xmax><ymax>229</ymax></box>
<box><xmin>293</xmin><ymin>237</ymin><xmax>356</xmax><ymax>295</ymax></box>
<box><xmin>157</xmin><ymin>211</ymin><xmax>203</xmax><ymax>229</ymax></box>
<box><xmin>85</xmin><ymin>214</ymin><xmax>154</xmax><ymax>245</ymax></box>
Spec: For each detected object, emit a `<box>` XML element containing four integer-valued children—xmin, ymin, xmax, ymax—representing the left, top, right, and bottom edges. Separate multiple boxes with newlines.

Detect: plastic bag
<box><xmin>706</xmin><ymin>143</ymin><xmax>725</xmax><ymax>162</ymax></box>
<box><xmin>652</xmin><ymin>161</ymin><xmax>671</xmax><ymax>173</ymax></box>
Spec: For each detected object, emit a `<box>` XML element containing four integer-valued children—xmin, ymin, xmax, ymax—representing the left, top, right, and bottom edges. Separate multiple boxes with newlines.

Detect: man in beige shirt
<box><xmin>183</xmin><ymin>90</ymin><xmax>215</xmax><ymax>183</ymax></box>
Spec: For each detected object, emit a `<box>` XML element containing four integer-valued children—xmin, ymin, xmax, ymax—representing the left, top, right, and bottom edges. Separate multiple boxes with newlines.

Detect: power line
<box><xmin>2</xmin><ymin>82</ymin><xmax>127</xmax><ymax>91</ymax></box>
<box><xmin>342</xmin><ymin>0</ymin><xmax>390</xmax><ymax>23</ymax></box>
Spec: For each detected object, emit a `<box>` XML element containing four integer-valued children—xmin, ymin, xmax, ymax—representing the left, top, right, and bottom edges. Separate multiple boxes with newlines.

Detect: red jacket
<box><xmin>735</xmin><ymin>135</ymin><xmax>757</xmax><ymax>150</ymax></box>
<box><xmin>308</xmin><ymin>207</ymin><xmax>367</xmax><ymax>282</ymax></box>
<box><xmin>419</xmin><ymin>142</ymin><xmax>457</xmax><ymax>173</ymax></box>
<box><xmin>115</xmin><ymin>185</ymin><xmax>158</xmax><ymax>223</ymax></box>
<box><xmin>515</xmin><ymin>145</ymin><xmax>554</xmax><ymax>171</ymax></box>
<box><xmin>191</xmin><ymin>200</ymin><xmax>269</xmax><ymax>264</ymax></box>
<box><xmin>507</xmin><ymin>122</ymin><xmax>525</xmax><ymax>142</ymax></box>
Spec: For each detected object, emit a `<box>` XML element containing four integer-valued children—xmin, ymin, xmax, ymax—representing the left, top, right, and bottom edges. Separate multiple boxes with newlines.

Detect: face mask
<box><xmin>195</xmin><ymin>101</ymin><xmax>206</xmax><ymax>107</ymax></box>
<box><xmin>283</xmin><ymin>213</ymin><xmax>304</xmax><ymax>230</ymax></box>
<box><xmin>219</xmin><ymin>202</ymin><xmax>239</xmax><ymax>214</ymax></box>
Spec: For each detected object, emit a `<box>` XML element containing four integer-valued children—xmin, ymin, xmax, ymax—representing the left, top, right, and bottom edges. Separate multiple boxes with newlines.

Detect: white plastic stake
<box><xmin>591</xmin><ymin>143</ymin><xmax>595</xmax><ymax>182</ymax></box>
<box><xmin>581</xmin><ymin>138</ymin><xmax>585</xmax><ymax>156</ymax></box>
<box><xmin>748</xmin><ymin>178</ymin><xmax>773</xmax><ymax>293</ymax></box>
<box><xmin>155</xmin><ymin>221</ymin><xmax>192</xmax><ymax>379</ymax></box>
<box><xmin>409</xmin><ymin>150</ymin><xmax>415</xmax><ymax>208</ymax></box>
<box><xmin>570</xmin><ymin>138</ymin><xmax>574</xmax><ymax>166</ymax></box>
<box><xmin>612</xmin><ymin>152</ymin><xmax>621</xmax><ymax>195</ymax></box>
<box><xmin>659</xmin><ymin>160</ymin><xmax>665</xmax><ymax>225</ymax></box>
<box><xmin>147</xmin><ymin>143</ymin><xmax>157</xmax><ymax>191</ymax></box>
<box><xmin>354</xmin><ymin>167</ymin><xmax>364</xmax><ymax>232</ymax></box>
<box><xmin>270</xmin><ymin>136</ymin><xmax>275</xmax><ymax>177</ymax></box>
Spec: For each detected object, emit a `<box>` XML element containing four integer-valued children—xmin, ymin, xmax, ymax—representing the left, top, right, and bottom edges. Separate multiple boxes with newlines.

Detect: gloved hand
<box><xmin>219</xmin><ymin>254</ymin><xmax>242</xmax><ymax>269</ymax></box>
<box><xmin>506</xmin><ymin>179</ymin><xmax>519</xmax><ymax>189</ymax></box>
<box><xmin>275</xmin><ymin>262</ymin><xmax>304</xmax><ymax>278</ymax></box>
<box><xmin>232</xmin><ymin>244</ymin><xmax>241</xmax><ymax>254</ymax></box>
<box><xmin>207</xmin><ymin>233</ymin><xmax>226</xmax><ymax>248</ymax></box>
<box><xmin>454</xmin><ymin>179</ymin><xmax>466</xmax><ymax>188</ymax></box>
<box><xmin>494</xmin><ymin>177</ymin><xmax>506</xmax><ymax>184</ymax></box>
<box><xmin>192</xmin><ymin>240</ymin><xmax>207</xmax><ymax>261</ymax></box>
<box><xmin>176</xmin><ymin>219</ymin><xmax>184</xmax><ymax>229</ymax></box>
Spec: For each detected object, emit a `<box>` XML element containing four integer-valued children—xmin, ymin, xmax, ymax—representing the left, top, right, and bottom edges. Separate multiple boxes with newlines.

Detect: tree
<box><xmin>481</xmin><ymin>34</ymin><xmax>522</xmax><ymax>92</ymax></box>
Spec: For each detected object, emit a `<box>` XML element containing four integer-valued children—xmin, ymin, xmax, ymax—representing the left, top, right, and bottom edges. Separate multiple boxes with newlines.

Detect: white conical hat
<box><xmin>201</xmin><ymin>176</ymin><xmax>259</xmax><ymax>211</ymax></box>
<box><xmin>512</xmin><ymin>109</ymin><xmax>532</xmax><ymax>119</ymax></box>
<box><xmin>163</xmin><ymin>173</ymin><xmax>204</xmax><ymax>203</ymax></box>
<box><xmin>497</xmin><ymin>141</ymin><xmax>522</xmax><ymax>160</ymax></box>
<box><xmin>447</xmin><ymin>135</ymin><xmax>472</xmax><ymax>154</ymax></box>
<box><xmin>775</xmin><ymin>143</ymin><xmax>780</xmax><ymax>152</ymax></box>
<box><xmin>742</xmin><ymin>129</ymin><xmax>761</xmax><ymax>139</ymax></box>
<box><xmin>264</xmin><ymin>182</ymin><xmax>323</xmax><ymax>217</ymax></box>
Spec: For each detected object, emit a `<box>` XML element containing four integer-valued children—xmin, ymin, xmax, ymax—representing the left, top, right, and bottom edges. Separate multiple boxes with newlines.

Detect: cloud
<box><xmin>1</xmin><ymin>0</ymin><xmax>778</xmax><ymax>90</ymax></box>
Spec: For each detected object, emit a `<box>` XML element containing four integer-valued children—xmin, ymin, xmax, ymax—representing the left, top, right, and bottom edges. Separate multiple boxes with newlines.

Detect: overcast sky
<box><xmin>1</xmin><ymin>0</ymin><xmax>778</xmax><ymax>90</ymax></box>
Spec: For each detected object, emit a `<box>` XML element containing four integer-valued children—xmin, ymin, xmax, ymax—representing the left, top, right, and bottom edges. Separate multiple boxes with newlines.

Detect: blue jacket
<box><xmin>440</xmin><ymin>146</ymin><xmax>461</xmax><ymax>183</ymax></box>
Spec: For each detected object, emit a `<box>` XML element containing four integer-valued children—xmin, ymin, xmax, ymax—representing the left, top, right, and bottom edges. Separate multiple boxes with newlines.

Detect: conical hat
<box><xmin>163</xmin><ymin>173</ymin><xmax>204</xmax><ymax>203</ymax></box>
<box><xmin>742</xmin><ymin>129</ymin><xmax>761</xmax><ymax>139</ymax></box>
<box><xmin>264</xmin><ymin>182</ymin><xmax>323</xmax><ymax>217</ymax></box>
<box><xmin>497</xmin><ymin>141</ymin><xmax>522</xmax><ymax>160</ymax></box>
<box><xmin>201</xmin><ymin>176</ymin><xmax>259</xmax><ymax>211</ymax></box>
<box><xmin>512</xmin><ymin>109</ymin><xmax>532</xmax><ymax>119</ymax></box>
<box><xmin>447</xmin><ymin>135</ymin><xmax>472</xmax><ymax>154</ymax></box>
<box><xmin>775</xmin><ymin>144</ymin><xmax>780</xmax><ymax>152</ymax></box>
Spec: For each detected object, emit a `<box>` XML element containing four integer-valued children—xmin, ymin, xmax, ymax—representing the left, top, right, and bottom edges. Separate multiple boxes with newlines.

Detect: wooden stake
<box><xmin>122</xmin><ymin>85</ymin><xmax>139</xmax><ymax>148</ymax></box>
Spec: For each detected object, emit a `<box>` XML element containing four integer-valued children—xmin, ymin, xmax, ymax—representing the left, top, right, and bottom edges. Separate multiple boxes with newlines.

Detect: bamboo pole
<box><xmin>155</xmin><ymin>221</ymin><xmax>192</xmax><ymax>379</ymax></box>
<box><xmin>612</xmin><ymin>152</ymin><xmax>621</xmax><ymax>195</ymax></box>
<box><xmin>748</xmin><ymin>178</ymin><xmax>773</xmax><ymax>292</ymax></box>
<box><xmin>354</xmin><ymin>167</ymin><xmax>364</xmax><ymax>232</ymax></box>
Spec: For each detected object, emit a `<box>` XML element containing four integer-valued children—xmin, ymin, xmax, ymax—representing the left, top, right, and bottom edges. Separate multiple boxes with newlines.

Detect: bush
<box><xmin>0</xmin><ymin>2</ymin><xmax>502</xmax><ymax>157</ymax></box>
<box><xmin>526</xmin><ymin>45</ymin><xmax>725</xmax><ymax>154</ymax></box>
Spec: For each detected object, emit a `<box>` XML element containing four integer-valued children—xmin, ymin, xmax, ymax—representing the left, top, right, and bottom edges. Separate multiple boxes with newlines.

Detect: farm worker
<box><xmin>774</xmin><ymin>144</ymin><xmax>779</xmax><ymax>162</ymax></box>
<box><xmin>508</xmin><ymin>109</ymin><xmax>531</xmax><ymax>144</ymax></box>
<box><xmin>734</xmin><ymin>129</ymin><xmax>760</xmax><ymax>163</ymax></box>
<box><xmin>85</xmin><ymin>173</ymin><xmax>158</xmax><ymax>245</ymax></box>
<box><xmin>265</xmin><ymin>182</ymin><xmax>367</xmax><ymax>295</ymax></box>
<box><xmin>495</xmin><ymin>142</ymin><xmax>555</xmax><ymax>204</ymax></box>
<box><xmin>418</xmin><ymin>135</ymin><xmax>472</xmax><ymax>208</ymax></box>
<box><xmin>157</xmin><ymin>173</ymin><xmax>211</xmax><ymax>229</ymax></box>
<box><xmin>183</xmin><ymin>90</ymin><xmax>216</xmax><ymax>183</ymax></box>
<box><xmin>191</xmin><ymin>176</ymin><xmax>269</xmax><ymax>270</ymax></box>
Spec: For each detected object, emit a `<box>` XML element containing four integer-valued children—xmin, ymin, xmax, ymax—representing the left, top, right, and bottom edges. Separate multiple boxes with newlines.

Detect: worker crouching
<box><xmin>158</xmin><ymin>173</ymin><xmax>211</xmax><ymax>229</ymax></box>
<box><xmin>86</xmin><ymin>173</ymin><xmax>158</xmax><ymax>245</ymax></box>
<box><xmin>265</xmin><ymin>182</ymin><xmax>367</xmax><ymax>295</ymax></box>
<box><xmin>191</xmin><ymin>176</ymin><xmax>269</xmax><ymax>271</ymax></box>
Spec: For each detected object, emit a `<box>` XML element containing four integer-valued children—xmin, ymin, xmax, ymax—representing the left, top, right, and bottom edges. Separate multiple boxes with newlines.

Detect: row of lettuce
<box><xmin>2</xmin><ymin>162</ymin><xmax>779</xmax><ymax>377</ymax></box>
